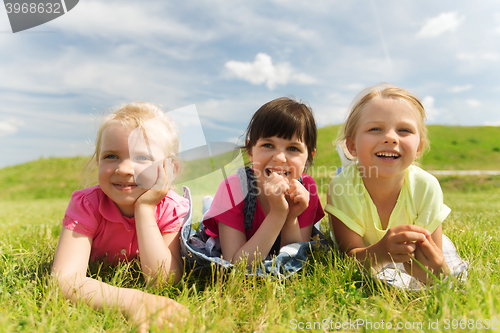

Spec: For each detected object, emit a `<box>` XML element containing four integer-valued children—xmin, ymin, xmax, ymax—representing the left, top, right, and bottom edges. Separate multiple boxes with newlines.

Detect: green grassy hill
<box><xmin>0</xmin><ymin>156</ymin><xmax>89</xmax><ymax>201</ymax></box>
<box><xmin>1</xmin><ymin>125</ymin><xmax>499</xmax><ymax>201</ymax></box>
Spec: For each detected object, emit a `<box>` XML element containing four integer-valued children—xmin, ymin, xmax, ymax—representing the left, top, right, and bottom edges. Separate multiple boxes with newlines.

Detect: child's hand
<box><xmin>375</xmin><ymin>224</ymin><xmax>429</xmax><ymax>264</ymax></box>
<box><xmin>129</xmin><ymin>291</ymin><xmax>190</xmax><ymax>332</ymax></box>
<box><xmin>263</xmin><ymin>171</ymin><xmax>290</xmax><ymax>215</ymax></box>
<box><xmin>285</xmin><ymin>179</ymin><xmax>309</xmax><ymax>219</ymax></box>
<box><xmin>135</xmin><ymin>160</ymin><xmax>170</xmax><ymax>210</ymax></box>
<box><xmin>406</xmin><ymin>234</ymin><xmax>449</xmax><ymax>283</ymax></box>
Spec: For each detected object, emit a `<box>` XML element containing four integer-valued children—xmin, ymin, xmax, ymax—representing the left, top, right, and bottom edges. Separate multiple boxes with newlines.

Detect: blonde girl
<box><xmin>326</xmin><ymin>84</ymin><xmax>452</xmax><ymax>284</ymax></box>
<box><xmin>52</xmin><ymin>102</ymin><xmax>188</xmax><ymax>331</ymax></box>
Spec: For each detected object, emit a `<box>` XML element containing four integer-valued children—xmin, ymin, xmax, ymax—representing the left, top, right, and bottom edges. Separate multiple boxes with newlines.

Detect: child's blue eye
<box><xmin>368</xmin><ymin>128</ymin><xmax>381</xmax><ymax>132</ymax></box>
<box><xmin>135</xmin><ymin>155</ymin><xmax>152</xmax><ymax>162</ymax></box>
<box><xmin>399</xmin><ymin>129</ymin><xmax>413</xmax><ymax>133</ymax></box>
<box><xmin>103</xmin><ymin>154</ymin><xmax>118</xmax><ymax>159</ymax></box>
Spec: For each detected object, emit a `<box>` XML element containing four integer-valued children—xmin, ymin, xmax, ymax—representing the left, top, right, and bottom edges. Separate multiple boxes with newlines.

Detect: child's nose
<box><xmin>383</xmin><ymin>129</ymin><xmax>398</xmax><ymax>144</ymax></box>
<box><xmin>115</xmin><ymin>159</ymin><xmax>134</xmax><ymax>176</ymax></box>
<box><xmin>273</xmin><ymin>151</ymin><xmax>287</xmax><ymax>163</ymax></box>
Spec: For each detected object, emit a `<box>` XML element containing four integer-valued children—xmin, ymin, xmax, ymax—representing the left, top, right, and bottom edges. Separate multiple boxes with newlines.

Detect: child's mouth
<box><xmin>375</xmin><ymin>152</ymin><xmax>401</xmax><ymax>160</ymax></box>
<box><xmin>114</xmin><ymin>183</ymin><xmax>137</xmax><ymax>190</ymax></box>
<box><xmin>265</xmin><ymin>168</ymin><xmax>289</xmax><ymax>177</ymax></box>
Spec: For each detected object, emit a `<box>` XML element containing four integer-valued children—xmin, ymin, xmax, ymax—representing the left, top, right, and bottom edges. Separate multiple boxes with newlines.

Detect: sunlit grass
<box><xmin>1</xmin><ymin>125</ymin><xmax>499</xmax><ymax>332</ymax></box>
<box><xmin>0</xmin><ymin>179</ymin><xmax>498</xmax><ymax>332</ymax></box>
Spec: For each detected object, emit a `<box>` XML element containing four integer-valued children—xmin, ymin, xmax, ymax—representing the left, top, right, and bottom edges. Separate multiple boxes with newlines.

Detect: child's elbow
<box><xmin>50</xmin><ymin>269</ymin><xmax>85</xmax><ymax>302</ymax></box>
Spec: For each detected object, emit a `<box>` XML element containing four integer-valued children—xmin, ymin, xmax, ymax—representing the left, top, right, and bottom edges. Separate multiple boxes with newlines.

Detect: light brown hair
<box><xmin>337</xmin><ymin>83</ymin><xmax>430</xmax><ymax>161</ymax></box>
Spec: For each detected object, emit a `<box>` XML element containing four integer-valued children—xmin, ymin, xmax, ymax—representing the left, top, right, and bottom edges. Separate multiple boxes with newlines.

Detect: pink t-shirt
<box><xmin>203</xmin><ymin>173</ymin><xmax>325</xmax><ymax>240</ymax></box>
<box><xmin>63</xmin><ymin>185</ymin><xmax>189</xmax><ymax>264</ymax></box>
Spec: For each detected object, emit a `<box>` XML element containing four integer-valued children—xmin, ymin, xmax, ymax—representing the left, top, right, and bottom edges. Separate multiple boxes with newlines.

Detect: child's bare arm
<box><xmin>330</xmin><ymin>214</ymin><xmax>427</xmax><ymax>270</ymax></box>
<box><xmin>281</xmin><ymin>179</ymin><xmax>311</xmax><ymax>246</ymax></box>
<box><xmin>134</xmin><ymin>161</ymin><xmax>183</xmax><ymax>284</ymax></box>
<box><xmin>219</xmin><ymin>173</ymin><xmax>290</xmax><ymax>264</ymax></box>
<box><xmin>219</xmin><ymin>207</ymin><xmax>287</xmax><ymax>265</ymax></box>
<box><xmin>135</xmin><ymin>202</ymin><xmax>183</xmax><ymax>284</ymax></box>
<box><xmin>51</xmin><ymin>227</ymin><xmax>188</xmax><ymax>332</ymax></box>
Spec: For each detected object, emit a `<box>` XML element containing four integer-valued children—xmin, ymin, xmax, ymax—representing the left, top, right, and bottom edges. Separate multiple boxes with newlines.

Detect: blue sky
<box><xmin>1</xmin><ymin>0</ymin><xmax>499</xmax><ymax>168</ymax></box>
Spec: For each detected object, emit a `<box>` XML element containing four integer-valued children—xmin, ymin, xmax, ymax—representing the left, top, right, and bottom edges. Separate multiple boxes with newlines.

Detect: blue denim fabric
<box><xmin>180</xmin><ymin>186</ymin><xmax>331</xmax><ymax>279</ymax></box>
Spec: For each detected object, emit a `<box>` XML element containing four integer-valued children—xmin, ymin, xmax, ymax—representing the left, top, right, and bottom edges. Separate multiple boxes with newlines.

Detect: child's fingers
<box><xmin>288</xmin><ymin>179</ymin><xmax>305</xmax><ymax>192</ymax></box>
<box><xmin>391</xmin><ymin>231</ymin><xmax>427</xmax><ymax>244</ymax></box>
<box><xmin>266</xmin><ymin>173</ymin><xmax>290</xmax><ymax>195</ymax></box>
<box><xmin>415</xmin><ymin>238</ymin><xmax>440</xmax><ymax>263</ymax></box>
<box><xmin>391</xmin><ymin>224</ymin><xmax>430</xmax><ymax>236</ymax></box>
<box><xmin>388</xmin><ymin>242</ymin><xmax>417</xmax><ymax>256</ymax></box>
<box><xmin>291</xmin><ymin>194</ymin><xmax>305</xmax><ymax>204</ymax></box>
<box><xmin>151</xmin><ymin>161</ymin><xmax>166</xmax><ymax>190</ymax></box>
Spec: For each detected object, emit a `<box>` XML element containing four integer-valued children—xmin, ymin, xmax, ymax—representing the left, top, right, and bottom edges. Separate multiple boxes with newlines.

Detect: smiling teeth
<box><xmin>267</xmin><ymin>169</ymin><xmax>288</xmax><ymax>176</ymax></box>
<box><xmin>376</xmin><ymin>152</ymin><xmax>400</xmax><ymax>157</ymax></box>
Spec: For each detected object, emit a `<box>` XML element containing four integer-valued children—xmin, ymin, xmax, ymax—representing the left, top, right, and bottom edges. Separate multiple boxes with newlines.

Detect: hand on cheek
<box><xmin>135</xmin><ymin>160</ymin><xmax>170</xmax><ymax>209</ymax></box>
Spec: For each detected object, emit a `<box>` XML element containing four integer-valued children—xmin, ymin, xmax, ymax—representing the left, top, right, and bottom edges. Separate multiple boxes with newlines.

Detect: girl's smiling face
<box><xmin>98</xmin><ymin>123</ymin><xmax>167</xmax><ymax>217</ymax></box>
<box><xmin>346</xmin><ymin>98</ymin><xmax>422</xmax><ymax>180</ymax></box>
<box><xmin>248</xmin><ymin>135</ymin><xmax>309</xmax><ymax>184</ymax></box>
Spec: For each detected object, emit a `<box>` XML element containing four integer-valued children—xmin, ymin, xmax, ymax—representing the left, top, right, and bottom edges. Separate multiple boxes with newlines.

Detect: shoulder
<box><xmin>301</xmin><ymin>173</ymin><xmax>317</xmax><ymax>187</ymax></box>
<box><xmin>407</xmin><ymin>165</ymin><xmax>441</xmax><ymax>190</ymax></box>
<box><xmin>164</xmin><ymin>189</ymin><xmax>189</xmax><ymax>207</ymax></box>
<box><xmin>68</xmin><ymin>185</ymin><xmax>104</xmax><ymax>213</ymax></box>
<box><xmin>203</xmin><ymin>173</ymin><xmax>245</xmax><ymax>221</ymax></box>
<box><xmin>213</xmin><ymin>172</ymin><xmax>245</xmax><ymax>202</ymax></box>
<box><xmin>222</xmin><ymin>172</ymin><xmax>243</xmax><ymax>187</ymax></box>
<box><xmin>157</xmin><ymin>189</ymin><xmax>189</xmax><ymax>216</ymax></box>
<box><xmin>405</xmin><ymin>165</ymin><xmax>444</xmax><ymax>209</ymax></box>
<box><xmin>64</xmin><ymin>185</ymin><xmax>104</xmax><ymax>237</ymax></box>
<box><xmin>329</xmin><ymin>164</ymin><xmax>359</xmax><ymax>188</ymax></box>
<box><xmin>156</xmin><ymin>189</ymin><xmax>190</xmax><ymax>233</ymax></box>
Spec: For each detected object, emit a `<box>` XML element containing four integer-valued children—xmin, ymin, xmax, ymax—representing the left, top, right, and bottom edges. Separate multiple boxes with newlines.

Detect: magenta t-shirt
<box><xmin>63</xmin><ymin>185</ymin><xmax>189</xmax><ymax>264</ymax></box>
<box><xmin>203</xmin><ymin>173</ymin><xmax>325</xmax><ymax>240</ymax></box>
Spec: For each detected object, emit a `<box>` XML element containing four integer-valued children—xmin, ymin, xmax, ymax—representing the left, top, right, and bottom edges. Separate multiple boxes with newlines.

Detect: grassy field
<box><xmin>0</xmin><ymin>125</ymin><xmax>499</xmax><ymax>332</ymax></box>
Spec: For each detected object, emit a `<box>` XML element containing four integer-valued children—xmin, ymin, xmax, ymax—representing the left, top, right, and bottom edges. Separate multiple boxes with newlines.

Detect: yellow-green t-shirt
<box><xmin>325</xmin><ymin>164</ymin><xmax>450</xmax><ymax>247</ymax></box>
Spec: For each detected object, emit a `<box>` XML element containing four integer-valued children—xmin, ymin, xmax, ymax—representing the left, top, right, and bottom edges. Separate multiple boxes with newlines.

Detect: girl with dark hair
<box><xmin>202</xmin><ymin>97</ymin><xmax>324</xmax><ymax>266</ymax></box>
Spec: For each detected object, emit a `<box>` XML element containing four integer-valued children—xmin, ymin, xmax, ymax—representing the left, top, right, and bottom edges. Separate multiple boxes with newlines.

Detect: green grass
<box><xmin>0</xmin><ymin>125</ymin><xmax>499</xmax><ymax>332</ymax></box>
<box><xmin>0</xmin><ymin>182</ymin><xmax>499</xmax><ymax>332</ymax></box>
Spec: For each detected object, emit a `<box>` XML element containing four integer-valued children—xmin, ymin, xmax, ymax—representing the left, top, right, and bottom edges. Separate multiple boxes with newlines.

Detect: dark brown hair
<box><xmin>244</xmin><ymin>97</ymin><xmax>317</xmax><ymax>167</ymax></box>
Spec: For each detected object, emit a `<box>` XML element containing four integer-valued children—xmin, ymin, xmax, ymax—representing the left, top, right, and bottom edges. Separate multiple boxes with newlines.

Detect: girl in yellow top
<box><xmin>326</xmin><ymin>83</ymin><xmax>453</xmax><ymax>285</ymax></box>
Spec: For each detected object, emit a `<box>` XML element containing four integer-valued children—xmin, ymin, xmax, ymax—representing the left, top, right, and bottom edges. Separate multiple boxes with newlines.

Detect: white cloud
<box><xmin>225</xmin><ymin>53</ymin><xmax>316</xmax><ymax>90</ymax></box>
<box><xmin>313</xmin><ymin>105</ymin><xmax>347</xmax><ymax>127</ymax></box>
<box><xmin>484</xmin><ymin>120</ymin><xmax>500</xmax><ymax>126</ymax></box>
<box><xmin>0</xmin><ymin>120</ymin><xmax>19</xmax><ymax>136</ymax></box>
<box><xmin>448</xmin><ymin>84</ymin><xmax>473</xmax><ymax>93</ymax></box>
<box><xmin>51</xmin><ymin>1</ymin><xmax>215</xmax><ymax>42</ymax></box>
<box><xmin>421</xmin><ymin>96</ymin><xmax>444</xmax><ymax>121</ymax></box>
<box><xmin>416</xmin><ymin>12</ymin><xmax>465</xmax><ymax>38</ymax></box>
<box><xmin>466</xmin><ymin>99</ymin><xmax>482</xmax><ymax>107</ymax></box>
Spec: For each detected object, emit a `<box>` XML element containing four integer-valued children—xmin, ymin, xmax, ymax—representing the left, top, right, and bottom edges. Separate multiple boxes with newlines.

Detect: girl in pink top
<box><xmin>203</xmin><ymin>97</ymin><xmax>325</xmax><ymax>266</ymax></box>
<box><xmin>52</xmin><ymin>102</ymin><xmax>189</xmax><ymax>331</ymax></box>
